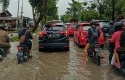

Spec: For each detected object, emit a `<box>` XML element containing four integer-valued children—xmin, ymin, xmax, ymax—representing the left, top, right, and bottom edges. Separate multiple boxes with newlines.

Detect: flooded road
<box><xmin>0</xmin><ymin>35</ymin><xmax>124</xmax><ymax>80</ymax></box>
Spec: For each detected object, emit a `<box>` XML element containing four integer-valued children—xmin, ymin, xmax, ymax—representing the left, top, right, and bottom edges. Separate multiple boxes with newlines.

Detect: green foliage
<box><xmin>61</xmin><ymin>0</ymin><xmax>125</xmax><ymax>22</ymax></box>
<box><xmin>10</xmin><ymin>36</ymin><xmax>19</xmax><ymax>42</ymax></box>
<box><xmin>47</xmin><ymin>0</ymin><xmax>58</xmax><ymax>20</ymax></box>
<box><xmin>0</xmin><ymin>0</ymin><xmax>10</xmax><ymax>11</ymax></box>
<box><xmin>29</xmin><ymin>0</ymin><xmax>58</xmax><ymax>32</ymax></box>
<box><xmin>60</xmin><ymin>14</ymin><xmax>71</xmax><ymax>22</ymax></box>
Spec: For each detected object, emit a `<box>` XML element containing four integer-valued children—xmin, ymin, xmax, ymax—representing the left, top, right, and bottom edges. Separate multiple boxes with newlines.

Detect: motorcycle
<box><xmin>0</xmin><ymin>46</ymin><xmax>8</xmax><ymax>59</ymax></box>
<box><xmin>16</xmin><ymin>45</ymin><xmax>29</xmax><ymax>64</ymax></box>
<box><xmin>88</xmin><ymin>42</ymin><xmax>101</xmax><ymax>66</ymax></box>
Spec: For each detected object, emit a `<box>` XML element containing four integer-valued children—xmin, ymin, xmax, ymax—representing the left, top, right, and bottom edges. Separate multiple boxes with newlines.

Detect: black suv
<box><xmin>39</xmin><ymin>23</ymin><xmax>69</xmax><ymax>51</ymax></box>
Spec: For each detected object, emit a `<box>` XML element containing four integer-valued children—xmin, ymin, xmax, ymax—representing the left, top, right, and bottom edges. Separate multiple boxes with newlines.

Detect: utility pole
<box><xmin>16</xmin><ymin>0</ymin><xmax>20</xmax><ymax>29</ymax></box>
<box><xmin>112</xmin><ymin>0</ymin><xmax>115</xmax><ymax>22</ymax></box>
<box><xmin>21</xmin><ymin>0</ymin><xmax>23</xmax><ymax>24</ymax></box>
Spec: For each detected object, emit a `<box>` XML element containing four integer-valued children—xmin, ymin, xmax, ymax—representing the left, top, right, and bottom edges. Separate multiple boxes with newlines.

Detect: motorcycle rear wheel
<box><xmin>18</xmin><ymin>59</ymin><xmax>21</xmax><ymax>64</ymax></box>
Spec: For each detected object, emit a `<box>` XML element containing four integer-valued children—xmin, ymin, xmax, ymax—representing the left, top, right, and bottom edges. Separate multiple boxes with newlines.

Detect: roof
<box><xmin>0</xmin><ymin>10</ymin><xmax>12</xmax><ymax>17</ymax></box>
<box><xmin>0</xmin><ymin>17</ymin><xmax>16</xmax><ymax>20</ymax></box>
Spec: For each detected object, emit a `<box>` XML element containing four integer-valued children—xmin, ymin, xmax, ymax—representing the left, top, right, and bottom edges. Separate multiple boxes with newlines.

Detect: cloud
<box><xmin>56</xmin><ymin>0</ymin><xmax>72</xmax><ymax>16</ymax></box>
<box><xmin>8</xmin><ymin>0</ymin><xmax>33</xmax><ymax>18</ymax></box>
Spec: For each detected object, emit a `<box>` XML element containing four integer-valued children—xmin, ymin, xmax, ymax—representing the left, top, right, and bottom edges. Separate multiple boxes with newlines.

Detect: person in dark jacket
<box><xmin>107</xmin><ymin>21</ymin><xmax>115</xmax><ymax>64</ymax></box>
<box><xmin>84</xmin><ymin>20</ymin><xmax>100</xmax><ymax>62</ymax></box>
<box><xmin>19</xmin><ymin>23</ymin><xmax>33</xmax><ymax>57</ymax></box>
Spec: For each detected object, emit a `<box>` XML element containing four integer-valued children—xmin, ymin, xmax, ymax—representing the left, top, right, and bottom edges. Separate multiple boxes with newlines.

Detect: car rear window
<box><xmin>82</xmin><ymin>26</ymin><xmax>91</xmax><ymax>30</ymax></box>
<box><xmin>44</xmin><ymin>26</ymin><xmax>65</xmax><ymax>31</ymax></box>
<box><xmin>99</xmin><ymin>21</ymin><xmax>110</xmax><ymax>27</ymax></box>
<box><xmin>70</xmin><ymin>24</ymin><xmax>77</xmax><ymax>28</ymax></box>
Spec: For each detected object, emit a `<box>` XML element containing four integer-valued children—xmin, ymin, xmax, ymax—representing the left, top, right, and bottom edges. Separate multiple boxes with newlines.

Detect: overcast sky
<box><xmin>6</xmin><ymin>0</ymin><xmax>87</xmax><ymax>18</ymax></box>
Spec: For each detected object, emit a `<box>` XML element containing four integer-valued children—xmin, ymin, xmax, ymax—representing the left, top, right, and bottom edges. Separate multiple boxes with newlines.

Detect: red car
<box><xmin>67</xmin><ymin>22</ymin><xmax>78</xmax><ymax>36</ymax></box>
<box><xmin>74</xmin><ymin>22</ymin><xmax>90</xmax><ymax>47</ymax></box>
<box><xmin>74</xmin><ymin>22</ymin><xmax>105</xmax><ymax>47</ymax></box>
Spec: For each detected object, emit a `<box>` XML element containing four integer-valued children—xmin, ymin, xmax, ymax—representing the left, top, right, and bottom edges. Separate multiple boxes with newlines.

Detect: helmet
<box><xmin>114</xmin><ymin>22</ymin><xmax>123</xmax><ymax>27</ymax></box>
<box><xmin>114</xmin><ymin>22</ymin><xmax>123</xmax><ymax>31</ymax></box>
<box><xmin>0</xmin><ymin>24</ymin><xmax>5</xmax><ymax>30</ymax></box>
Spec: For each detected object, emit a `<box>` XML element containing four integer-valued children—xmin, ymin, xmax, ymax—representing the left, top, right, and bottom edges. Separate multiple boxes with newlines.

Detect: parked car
<box><xmin>74</xmin><ymin>22</ymin><xmax>90</xmax><ymax>47</ymax></box>
<box><xmin>67</xmin><ymin>22</ymin><xmax>78</xmax><ymax>36</ymax></box>
<box><xmin>39</xmin><ymin>23</ymin><xmax>69</xmax><ymax>51</ymax></box>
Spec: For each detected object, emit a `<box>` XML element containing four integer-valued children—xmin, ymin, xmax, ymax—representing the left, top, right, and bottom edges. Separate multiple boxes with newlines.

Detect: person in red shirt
<box><xmin>108</xmin><ymin>22</ymin><xmax>123</xmax><ymax>73</ymax></box>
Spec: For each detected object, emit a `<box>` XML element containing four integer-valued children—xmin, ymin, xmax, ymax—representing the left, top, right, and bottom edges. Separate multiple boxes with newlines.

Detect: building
<box><xmin>0</xmin><ymin>10</ymin><xmax>16</xmax><ymax>30</ymax></box>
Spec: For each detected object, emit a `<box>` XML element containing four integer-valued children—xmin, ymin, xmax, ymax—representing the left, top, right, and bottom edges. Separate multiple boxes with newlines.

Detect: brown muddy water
<box><xmin>0</xmin><ymin>36</ymin><xmax>124</xmax><ymax>80</ymax></box>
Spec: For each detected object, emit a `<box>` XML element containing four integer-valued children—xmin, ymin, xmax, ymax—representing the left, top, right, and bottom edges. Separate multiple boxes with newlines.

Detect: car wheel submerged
<box><xmin>64</xmin><ymin>47</ymin><xmax>69</xmax><ymax>51</ymax></box>
<box><xmin>39</xmin><ymin>48</ymin><xmax>44</xmax><ymax>52</ymax></box>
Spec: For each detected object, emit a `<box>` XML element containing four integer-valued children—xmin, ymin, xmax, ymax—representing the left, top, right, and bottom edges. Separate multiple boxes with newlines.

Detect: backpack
<box><xmin>19</xmin><ymin>30</ymin><xmax>27</xmax><ymax>43</ymax></box>
<box><xmin>90</xmin><ymin>27</ymin><xmax>99</xmax><ymax>40</ymax></box>
<box><xmin>120</xmin><ymin>31</ymin><xmax>125</xmax><ymax>47</ymax></box>
<box><xmin>108</xmin><ymin>25</ymin><xmax>114</xmax><ymax>35</ymax></box>
<box><xmin>102</xmin><ymin>25</ymin><xmax>108</xmax><ymax>33</ymax></box>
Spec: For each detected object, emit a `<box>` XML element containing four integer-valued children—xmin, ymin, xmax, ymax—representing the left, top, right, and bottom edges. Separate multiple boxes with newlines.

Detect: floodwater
<box><xmin>0</xmin><ymin>35</ymin><xmax>124</xmax><ymax>80</ymax></box>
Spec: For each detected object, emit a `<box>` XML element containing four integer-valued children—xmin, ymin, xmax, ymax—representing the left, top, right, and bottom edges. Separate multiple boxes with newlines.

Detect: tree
<box><xmin>0</xmin><ymin>0</ymin><xmax>10</xmax><ymax>11</ymax></box>
<box><xmin>66</xmin><ymin>0</ymin><xmax>82</xmax><ymax>21</ymax></box>
<box><xmin>60</xmin><ymin>14</ymin><xmax>71</xmax><ymax>22</ymax></box>
<box><xmin>29</xmin><ymin>0</ymin><xmax>58</xmax><ymax>32</ymax></box>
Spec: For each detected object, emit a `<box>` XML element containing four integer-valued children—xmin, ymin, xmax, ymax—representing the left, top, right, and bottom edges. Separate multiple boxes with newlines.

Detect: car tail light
<box><xmin>39</xmin><ymin>46</ymin><xmax>44</xmax><ymax>48</ymax></box>
<box><xmin>60</xmin><ymin>31</ymin><xmax>68</xmax><ymax>36</ymax></box>
<box><xmin>39</xmin><ymin>32</ymin><xmax>47</xmax><ymax>37</ymax></box>
<box><xmin>80</xmin><ymin>31</ymin><xmax>87</xmax><ymax>37</ymax></box>
<box><xmin>69</xmin><ymin>27</ymin><xmax>72</xmax><ymax>30</ymax></box>
<box><xmin>80</xmin><ymin>32</ymin><xmax>84</xmax><ymax>37</ymax></box>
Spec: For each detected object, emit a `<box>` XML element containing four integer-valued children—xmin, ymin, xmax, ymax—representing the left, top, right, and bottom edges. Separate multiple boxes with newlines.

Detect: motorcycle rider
<box><xmin>19</xmin><ymin>23</ymin><xmax>33</xmax><ymax>58</ymax></box>
<box><xmin>0</xmin><ymin>24</ymin><xmax>11</xmax><ymax>58</ymax></box>
<box><xmin>108</xmin><ymin>22</ymin><xmax>123</xmax><ymax>73</ymax></box>
<box><xmin>84</xmin><ymin>20</ymin><xmax>101</xmax><ymax>62</ymax></box>
<box><xmin>107</xmin><ymin>21</ymin><xmax>115</xmax><ymax>63</ymax></box>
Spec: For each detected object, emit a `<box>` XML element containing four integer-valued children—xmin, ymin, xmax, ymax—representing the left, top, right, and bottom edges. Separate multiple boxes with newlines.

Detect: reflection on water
<box><xmin>10</xmin><ymin>42</ymin><xmax>19</xmax><ymax>54</ymax></box>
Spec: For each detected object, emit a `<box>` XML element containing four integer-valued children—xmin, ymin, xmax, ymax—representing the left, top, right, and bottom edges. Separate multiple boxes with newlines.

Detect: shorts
<box><xmin>20</xmin><ymin>41</ymin><xmax>32</xmax><ymax>50</ymax></box>
<box><xmin>88</xmin><ymin>39</ymin><xmax>98</xmax><ymax>44</ymax></box>
<box><xmin>27</xmin><ymin>41</ymin><xmax>32</xmax><ymax>50</ymax></box>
